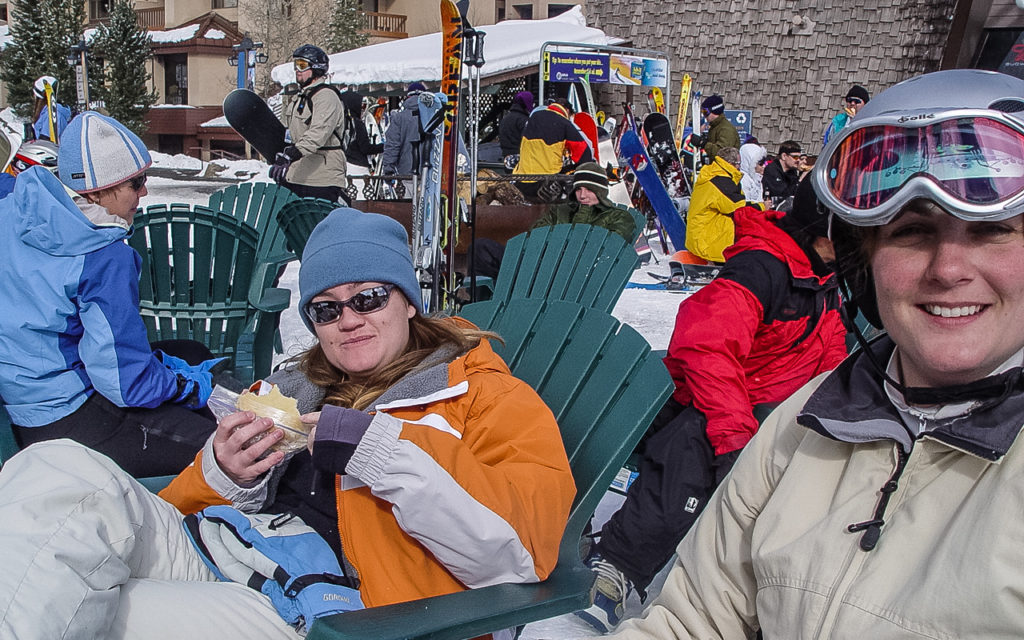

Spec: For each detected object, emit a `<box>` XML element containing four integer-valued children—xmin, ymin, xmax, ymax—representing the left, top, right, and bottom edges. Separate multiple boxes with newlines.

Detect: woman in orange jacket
<box><xmin>0</xmin><ymin>208</ymin><xmax>575</xmax><ymax>639</ymax></box>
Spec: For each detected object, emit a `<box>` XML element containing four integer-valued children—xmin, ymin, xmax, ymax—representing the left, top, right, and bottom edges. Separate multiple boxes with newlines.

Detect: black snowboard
<box><xmin>223</xmin><ymin>89</ymin><xmax>287</xmax><ymax>161</ymax></box>
<box><xmin>642</xmin><ymin>112</ymin><xmax>690</xmax><ymax>199</ymax></box>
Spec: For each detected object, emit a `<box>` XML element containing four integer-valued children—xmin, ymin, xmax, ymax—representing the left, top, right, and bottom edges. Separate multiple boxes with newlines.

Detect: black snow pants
<box><xmin>597</xmin><ymin>399</ymin><xmax>741</xmax><ymax>594</ymax></box>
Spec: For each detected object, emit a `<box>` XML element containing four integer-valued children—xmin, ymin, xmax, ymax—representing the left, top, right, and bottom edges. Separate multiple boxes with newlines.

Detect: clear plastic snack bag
<box><xmin>207</xmin><ymin>383</ymin><xmax>312</xmax><ymax>455</ymax></box>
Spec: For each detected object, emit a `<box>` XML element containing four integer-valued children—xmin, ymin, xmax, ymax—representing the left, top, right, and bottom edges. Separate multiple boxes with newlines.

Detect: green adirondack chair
<box><xmin>208</xmin><ymin>182</ymin><xmax>301</xmax><ymax>291</ymax></box>
<box><xmin>275</xmin><ymin>197</ymin><xmax>336</xmax><ymax>258</ymax></box>
<box><xmin>481</xmin><ymin>224</ymin><xmax>639</xmax><ymax>314</ymax></box>
<box><xmin>307</xmin><ymin>298</ymin><xmax>673</xmax><ymax>640</ymax></box>
<box><xmin>130</xmin><ymin>204</ymin><xmax>290</xmax><ymax>384</ymax></box>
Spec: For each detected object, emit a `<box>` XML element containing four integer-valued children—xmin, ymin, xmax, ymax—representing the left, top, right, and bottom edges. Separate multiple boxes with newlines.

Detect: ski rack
<box><xmin>537</xmin><ymin>41</ymin><xmax>671</xmax><ymax>114</ymax></box>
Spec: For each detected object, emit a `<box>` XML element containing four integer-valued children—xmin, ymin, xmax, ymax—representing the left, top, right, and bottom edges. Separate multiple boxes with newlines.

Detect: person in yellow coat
<box><xmin>684</xmin><ymin>147</ymin><xmax>762</xmax><ymax>263</ymax></box>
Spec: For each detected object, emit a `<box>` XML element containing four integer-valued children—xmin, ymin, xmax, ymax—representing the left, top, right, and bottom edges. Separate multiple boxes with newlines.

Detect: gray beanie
<box><xmin>299</xmin><ymin>208</ymin><xmax>422</xmax><ymax>332</ymax></box>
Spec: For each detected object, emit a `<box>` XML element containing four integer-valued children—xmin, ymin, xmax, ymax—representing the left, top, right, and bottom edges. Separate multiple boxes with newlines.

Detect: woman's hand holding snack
<box><xmin>213</xmin><ymin>411</ymin><xmax>286</xmax><ymax>486</ymax></box>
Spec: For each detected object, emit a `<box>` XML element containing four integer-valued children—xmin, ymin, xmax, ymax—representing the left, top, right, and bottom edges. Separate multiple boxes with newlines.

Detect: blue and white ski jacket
<box><xmin>0</xmin><ymin>167</ymin><xmax>180</xmax><ymax>427</ymax></box>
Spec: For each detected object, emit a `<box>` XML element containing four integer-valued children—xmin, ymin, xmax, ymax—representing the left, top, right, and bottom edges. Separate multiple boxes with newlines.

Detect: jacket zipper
<box><xmin>813</xmin><ymin>442</ymin><xmax>914</xmax><ymax>637</ymax></box>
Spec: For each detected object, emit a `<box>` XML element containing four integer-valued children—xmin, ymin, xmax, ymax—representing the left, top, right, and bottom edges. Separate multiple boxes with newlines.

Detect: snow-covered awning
<box><xmin>270</xmin><ymin>6</ymin><xmax>624</xmax><ymax>88</ymax></box>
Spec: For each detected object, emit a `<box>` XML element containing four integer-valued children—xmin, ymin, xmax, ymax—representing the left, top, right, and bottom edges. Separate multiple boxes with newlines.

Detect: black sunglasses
<box><xmin>304</xmin><ymin>284</ymin><xmax>395</xmax><ymax>325</ymax></box>
<box><xmin>845</xmin><ymin>97</ymin><xmax>864</xmax><ymax>105</ymax></box>
<box><xmin>128</xmin><ymin>173</ymin><xmax>147</xmax><ymax>192</ymax></box>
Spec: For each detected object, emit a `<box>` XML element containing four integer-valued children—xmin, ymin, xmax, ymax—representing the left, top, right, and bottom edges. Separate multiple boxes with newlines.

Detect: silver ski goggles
<box><xmin>813</xmin><ymin>109</ymin><xmax>1024</xmax><ymax>226</ymax></box>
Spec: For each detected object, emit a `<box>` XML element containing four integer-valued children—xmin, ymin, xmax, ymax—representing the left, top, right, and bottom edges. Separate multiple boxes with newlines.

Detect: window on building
<box><xmin>547</xmin><ymin>4</ymin><xmax>573</xmax><ymax>18</ymax></box>
<box><xmin>89</xmin><ymin>0</ymin><xmax>110</xmax><ymax>20</ymax></box>
<box><xmin>362</xmin><ymin>0</ymin><xmax>379</xmax><ymax>10</ymax></box>
<box><xmin>496</xmin><ymin>0</ymin><xmax>506</xmax><ymax>21</ymax></box>
<box><xmin>0</xmin><ymin>4</ymin><xmax>8</xmax><ymax>21</ymax></box>
<box><xmin>513</xmin><ymin>4</ymin><xmax>532</xmax><ymax>19</ymax></box>
<box><xmin>212</xmin><ymin>0</ymin><xmax>238</xmax><ymax>8</ymax></box>
<box><xmin>975</xmin><ymin>29</ymin><xmax>1024</xmax><ymax>71</ymax></box>
<box><xmin>281</xmin><ymin>0</ymin><xmax>292</xmax><ymax>18</ymax></box>
<box><xmin>164</xmin><ymin>54</ymin><xmax>188</xmax><ymax>105</ymax></box>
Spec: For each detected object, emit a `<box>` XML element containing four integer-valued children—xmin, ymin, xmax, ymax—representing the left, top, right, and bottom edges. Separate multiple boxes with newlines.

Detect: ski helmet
<box><xmin>9</xmin><ymin>139</ymin><xmax>59</xmax><ymax>176</ymax></box>
<box><xmin>292</xmin><ymin>44</ymin><xmax>329</xmax><ymax>83</ymax></box>
<box><xmin>32</xmin><ymin>75</ymin><xmax>58</xmax><ymax>100</ymax></box>
<box><xmin>813</xmin><ymin>69</ymin><xmax>1024</xmax><ymax>329</ymax></box>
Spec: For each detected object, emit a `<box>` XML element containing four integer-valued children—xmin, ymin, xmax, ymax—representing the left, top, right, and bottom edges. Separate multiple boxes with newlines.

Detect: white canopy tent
<box><xmin>270</xmin><ymin>6</ymin><xmax>625</xmax><ymax>90</ymax></box>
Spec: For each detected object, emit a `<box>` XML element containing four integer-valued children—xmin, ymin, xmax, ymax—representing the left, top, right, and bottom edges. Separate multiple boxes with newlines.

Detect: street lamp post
<box><xmin>227</xmin><ymin>35</ymin><xmax>268</xmax><ymax>91</ymax></box>
<box><xmin>67</xmin><ymin>38</ymin><xmax>90</xmax><ymax>109</ymax></box>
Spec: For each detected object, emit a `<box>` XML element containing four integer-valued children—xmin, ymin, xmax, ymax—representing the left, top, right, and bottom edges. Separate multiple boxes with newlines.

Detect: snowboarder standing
<box><xmin>270</xmin><ymin>45</ymin><xmax>351</xmax><ymax>204</ymax></box>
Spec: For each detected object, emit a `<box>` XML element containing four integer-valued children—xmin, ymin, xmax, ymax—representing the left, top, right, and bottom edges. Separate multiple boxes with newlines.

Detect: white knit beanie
<box><xmin>58</xmin><ymin>112</ymin><xmax>151</xmax><ymax>193</ymax></box>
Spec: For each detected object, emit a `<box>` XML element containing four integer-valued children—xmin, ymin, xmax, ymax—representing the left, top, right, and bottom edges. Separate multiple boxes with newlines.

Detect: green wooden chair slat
<box><xmin>276</xmin><ymin>197</ymin><xmax>336</xmax><ymax>258</ymax></box>
<box><xmin>628</xmin><ymin>207</ymin><xmax>645</xmax><ymax>241</ymax></box>
<box><xmin>525</xmin><ymin>224</ymin><xmax>574</xmax><ymax>299</ymax></box>
<box><xmin>479</xmin><ymin>224</ymin><xmax>638</xmax><ymax>316</ymax></box>
<box><xmin>307</xmin><ymin>298</ymin><xmax>673</xmax><ymax>640</ymax></box>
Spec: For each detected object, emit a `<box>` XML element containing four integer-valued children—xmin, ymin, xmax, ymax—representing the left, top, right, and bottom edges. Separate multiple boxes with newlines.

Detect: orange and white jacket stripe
<box><xmin>159</xmin><ymin>337</ymin><xmax>575</xmax><ymax>608</ymax></box>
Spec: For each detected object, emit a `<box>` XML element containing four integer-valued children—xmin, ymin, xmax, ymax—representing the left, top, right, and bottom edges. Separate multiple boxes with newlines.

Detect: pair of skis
<box><xmin>410</xmin><ymin>0</ymin><xmax>469</xmax><ymax>313</ymax></box>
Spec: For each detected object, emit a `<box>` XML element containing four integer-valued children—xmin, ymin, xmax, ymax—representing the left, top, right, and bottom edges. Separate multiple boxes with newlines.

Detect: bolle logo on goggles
<box><xmin>896</xmin><ymin>113</ymin><xmax>936</xmax><ymax>124</ymax></box>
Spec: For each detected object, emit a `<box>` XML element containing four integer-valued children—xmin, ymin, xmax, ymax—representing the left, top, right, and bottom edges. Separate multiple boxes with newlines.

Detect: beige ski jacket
<box><xmin>612</xmin><ymin>336</ymin><xmax>1024</xmax><ymax>639</ymax></box>
<box><xmin>281</xmin><ymin>79</ymin><xmax>349</xmax><ymax>188</ymax></box>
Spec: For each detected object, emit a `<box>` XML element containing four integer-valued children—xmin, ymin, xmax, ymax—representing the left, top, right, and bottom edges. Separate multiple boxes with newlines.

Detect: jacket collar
<box><xmin>797</xmin><ymin>336</ymin><xmax>1024</xmax><ymax>461</ymax></box>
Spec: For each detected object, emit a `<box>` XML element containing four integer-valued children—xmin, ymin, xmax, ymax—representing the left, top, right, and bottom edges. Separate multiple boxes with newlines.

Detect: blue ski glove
<box><xmin>183</xmin><ymin>507</ymin><xmax>364</xmax><ymax>633</ymax></box>
<box><xmin>156</xmin><ymin>351</ymin><xmax>227</xmax><ymax>410</ymax></box>
<box><xmin>269</xmin><ymin>145</ymin><xmax>302</xmax><ymax>184</ymax></box>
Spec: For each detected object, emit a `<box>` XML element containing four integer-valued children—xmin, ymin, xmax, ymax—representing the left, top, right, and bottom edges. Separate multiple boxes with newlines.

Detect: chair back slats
<box><xmin>276</xmin><ymin>198</ymin><xmax>335</xmax><ymax>258</ymax></box>
<box><xmin>131</xmin><ymin>205</ymin><xmax>262</xmax><ymax>374</ymax></box>
<box><xmin>483</xmin><ymin>224</ymin><xmax>638</xmax><ymax>315</ymax></box>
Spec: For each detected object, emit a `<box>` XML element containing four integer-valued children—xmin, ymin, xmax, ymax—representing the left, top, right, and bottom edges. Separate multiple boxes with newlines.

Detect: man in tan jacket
<box><xmin>271</xmin><ymin>44</ymin><xmax>350</xmax><ymax>204</ymax></box>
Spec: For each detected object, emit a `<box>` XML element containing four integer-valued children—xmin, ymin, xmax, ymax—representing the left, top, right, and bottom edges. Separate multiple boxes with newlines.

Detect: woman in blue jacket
<box><xmin>0</xmin><ymin>112</ymin><xmax>220</xmax><ymax>476</ymax></box>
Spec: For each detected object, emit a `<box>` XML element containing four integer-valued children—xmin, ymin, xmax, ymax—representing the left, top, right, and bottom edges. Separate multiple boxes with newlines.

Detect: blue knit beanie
<box><xmin>299</xmin><ymin>208</ymin><xmax>422</xmax><ymax>332</ymax></box>
<box><xmin>58</xmin><ymin>112</ymin><xmax>151</xmax><ymax>193</ymax></box>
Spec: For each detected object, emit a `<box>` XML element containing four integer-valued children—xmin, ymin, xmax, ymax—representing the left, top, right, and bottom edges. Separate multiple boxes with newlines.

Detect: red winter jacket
<box><xmin>665</xmin><ymin>207</ymin><xmax>848</xmax><ymax>455</ymax></box>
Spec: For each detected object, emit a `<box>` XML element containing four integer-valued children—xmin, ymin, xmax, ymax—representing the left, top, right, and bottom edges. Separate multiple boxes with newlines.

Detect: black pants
<box><xmin>468</xmin><ymin>237</ymin><xmax>505</xmax><ymax>280</ymax></box>
<box><xmin>597</xmin><ymin>400</ymin><xmax>740</xmax><ymax>594</ymax></box>
<box><xmin>12</xmin><ymin>340</ymin><xmax>218</xmax><ymax>478</ymax></box>
<box><xmin>283</xmin><ymin>180</ymin><xmax>352</xmax><ymax>206</ymax></box>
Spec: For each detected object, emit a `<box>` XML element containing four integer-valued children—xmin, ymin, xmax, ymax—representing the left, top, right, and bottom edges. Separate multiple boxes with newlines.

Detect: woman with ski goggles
<box><xmin>599</xmin><ymin>69</ymin><xmax>1024</xmax><ymax>638</ymax></box>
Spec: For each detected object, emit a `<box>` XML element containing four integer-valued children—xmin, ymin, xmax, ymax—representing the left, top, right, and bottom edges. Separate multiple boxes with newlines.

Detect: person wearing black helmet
<box><xmin>589</xmin><ymin>68</ymin><xmax>1024</xmax><ymax>639</ymax></box>
<box><xmin>692</xmin><ymin>95</ymin><xmax>739</xmax><ymax>161</ymax></box>
<box><xmin>271</xmin><ymin>44</ymin><xmax>351</xmax><ymax>204</ymax></box>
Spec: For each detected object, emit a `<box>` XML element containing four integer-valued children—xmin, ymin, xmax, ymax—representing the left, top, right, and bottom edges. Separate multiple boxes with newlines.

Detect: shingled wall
<box><xmin>586</xmin><ymin>0</ymin><xmax>957</xmax><ymax>151</ymax></box>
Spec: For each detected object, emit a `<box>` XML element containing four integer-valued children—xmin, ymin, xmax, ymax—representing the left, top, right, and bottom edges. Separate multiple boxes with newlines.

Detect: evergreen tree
<box><xmin>0</xmin><ymin>0</ymin><xmax>85</xmax><ymax>117</ymax></box>
<box><xmin>325</xmin><ymin>0</ymin><xmax>368</xmax><ymax>53</ymax></box>
<box><xmin>91</xmin><ymin>0</ymin><xmax>158</xmax><ymax>134</ymax></box>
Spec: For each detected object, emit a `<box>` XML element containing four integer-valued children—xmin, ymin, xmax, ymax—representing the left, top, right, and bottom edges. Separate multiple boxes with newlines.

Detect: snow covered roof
<box><xmin>270</xmin><ymin>5</ymin><xmax>625</xmax><ymax>88</ymax></box>
<box><xmin>150</xmin><ymin>24</ymin><xmax>202</xmax><ymax>44</ymax></box>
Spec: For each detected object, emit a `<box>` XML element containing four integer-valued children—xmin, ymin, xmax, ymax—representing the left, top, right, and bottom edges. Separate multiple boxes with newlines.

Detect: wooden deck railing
<box><xmin>360</xmin><ymin>11</ymin><xmax>407</xmax><ymax>38</ymax></box>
